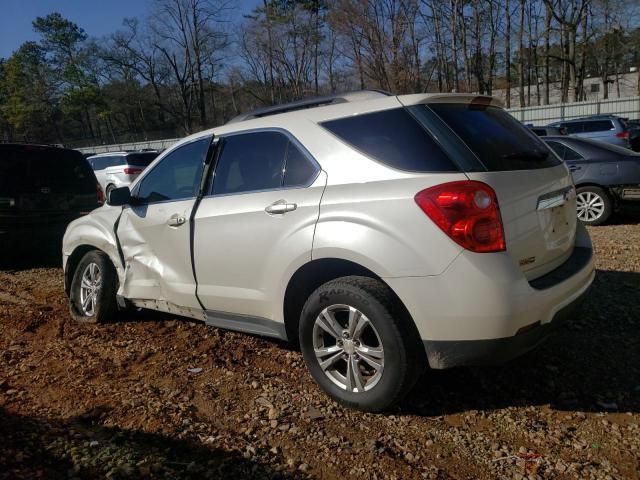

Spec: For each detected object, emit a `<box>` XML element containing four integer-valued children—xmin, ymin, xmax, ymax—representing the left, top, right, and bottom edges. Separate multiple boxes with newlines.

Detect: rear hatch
<box><xmin>406</xmin><ymin>100</ymin><xmax>577</xmax><ymax>280</ymax></box>
<box><xmin>0</xmin><ymin>144</ymin><xmax>100</xmax><ymax>226</ymax></box>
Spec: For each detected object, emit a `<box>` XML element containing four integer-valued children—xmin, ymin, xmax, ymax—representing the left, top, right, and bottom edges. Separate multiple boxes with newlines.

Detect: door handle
<box><xmin>265</xmin><ymin>200</ymin><xmax>297</xmax><ymax>215</ymax></box>
<box><xmin>167</xmin><ymin>215</ymin><xmax>186</xmax><ymax>227</ymax></box>
<box><xmin>568</xmin><ymin>165</ymin><xmax>580</xmax><ymax>172</ymax></box>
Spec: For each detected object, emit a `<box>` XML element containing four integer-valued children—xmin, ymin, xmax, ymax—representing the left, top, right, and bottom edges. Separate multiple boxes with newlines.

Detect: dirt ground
<box><xmin>1</xmin><ymin>214</ymin><xmax>639</xmax><ymax>480</ymax></box>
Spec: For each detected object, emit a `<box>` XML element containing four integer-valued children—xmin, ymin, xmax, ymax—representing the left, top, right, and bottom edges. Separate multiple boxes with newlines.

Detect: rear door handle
<box><xmin>167</xmin><ymin>215</ymin><xmax>186</xmax><ymax>227</ymax></box>
<box><xmin>568</xmin><ymin>165</ymin><xmax>580</xmax><ymax>172</ymax></box>
<box><xmin>265</xmin><ymin>200</ymin><xmax>297</xmax><ymax>215</ymax></box>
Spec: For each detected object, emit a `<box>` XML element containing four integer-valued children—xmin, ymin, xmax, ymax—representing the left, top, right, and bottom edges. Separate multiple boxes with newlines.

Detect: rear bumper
<box><xmin>386</xmin><ymin>222</ymin><xmax>595</xmax><ymax>369</ymax></box>
<box><xmin>422</xmin><ymin>286</ymin><xmax>588</xmax><ymax>368</ymax></box>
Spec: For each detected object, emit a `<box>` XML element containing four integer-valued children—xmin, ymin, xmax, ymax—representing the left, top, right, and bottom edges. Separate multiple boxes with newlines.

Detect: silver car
<box><xmin>548</xmin><ymin>116</ymin><xmax>631</xmax><ymax>149</ymax></box>
<box><xmin>63</xmin><ymin>91</ymin><xmax>595</xmax><ymax>411</ymax></box>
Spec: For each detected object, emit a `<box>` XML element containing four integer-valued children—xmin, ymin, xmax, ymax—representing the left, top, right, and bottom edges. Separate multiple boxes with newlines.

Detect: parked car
<box><xmin>548</xmin><ymin>115</ymin><xmax>631</xmax><ymax>149</ymax></box>
<box><xmin>544</xmin><ymin>136</ymin><xmax>640</xmax><ymax>225</ymax></box>
<box><xmin>528</xmin><ymin>125</ymin><xmax>567</xmax><ymax>136</ymax></box>
<box><xmin>0</xmin><ymin>143</ymin><xmax>103</xmax><ymax>260</ymax></box>
<box><xmin>87</xmin><ymin>151</ymin><xmax>159</xmax><ymax>196</ymax></box>
<box><xmin>63</xmin><ymin>91</ymin><xmax>594</xmax><ymax>411</ymax></box>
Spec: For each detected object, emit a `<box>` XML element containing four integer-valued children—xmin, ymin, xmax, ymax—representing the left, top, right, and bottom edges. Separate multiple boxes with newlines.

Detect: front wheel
<box><xmin>576</xmin><ymin>186</ymin><xmax>612</xmax><ymax>226</ymax></box>
<box><xmin>299</xmin><ymin>276</ymin><xmax>424</xmax><ymax>412</ymax></box>
<box><xmin>69</xmin><ymin>250</ymin><xmax>118</xmax><ymax>323</ymax></box>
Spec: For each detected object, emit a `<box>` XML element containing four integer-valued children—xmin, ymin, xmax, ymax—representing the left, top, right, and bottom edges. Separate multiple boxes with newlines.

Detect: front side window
<box><xmin>136</xmin><ymin>137</ymin><xmax>210</xmax><ymax>203</ymax></box>
<box><xmin>564</xmin><ymin>122</ymin><xmax>584</xmax><ymax>134</ymax></box>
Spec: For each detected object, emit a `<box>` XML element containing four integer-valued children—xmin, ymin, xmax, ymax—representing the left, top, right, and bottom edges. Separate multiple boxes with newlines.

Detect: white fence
<box><xmin>76</xmin><ymin>95</ymin><xmax>640</xmax><ymax>154</ymax></box>
<box><xmin>507</xmin><ymin>95</ymin><xmax>640</xmax><ymax>125</ymax></box>
<box><xmin>76</xmin><ymin>137</ymin><xmax>180</xmax><ymax>155</ymax></box>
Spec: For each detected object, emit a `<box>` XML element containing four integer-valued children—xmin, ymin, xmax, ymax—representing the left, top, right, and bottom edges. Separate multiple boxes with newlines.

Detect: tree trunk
<box><xmin>505</xmin><ymin>0</ymin><xmax>511</xmax><ymax>108</ymax></box>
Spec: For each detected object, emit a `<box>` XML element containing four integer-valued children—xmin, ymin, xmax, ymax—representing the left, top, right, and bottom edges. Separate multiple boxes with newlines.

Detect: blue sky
<box><xmin>0</xmin><ymin>0</ymin><xmax>260</xmax><ymax>59</ymax></box>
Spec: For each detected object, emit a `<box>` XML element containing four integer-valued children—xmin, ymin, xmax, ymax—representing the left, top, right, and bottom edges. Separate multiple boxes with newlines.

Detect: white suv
<box><xmin>63</xmin><ymin>91</ymin><xmax>595</xmax><ymax>411</ymax></box>
<box><xmin>87</xmin><ymin>151</ymin><xmax>159</xmax><ymax>197</ymax></box>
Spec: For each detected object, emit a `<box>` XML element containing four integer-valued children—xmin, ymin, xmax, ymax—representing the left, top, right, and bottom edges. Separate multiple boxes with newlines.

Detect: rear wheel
<box><xmin>299</xmin><ymin>276</ymin><xmax>424</xmax><ymax>412</ymax></box>
<box><xmin>576</xmin><ymin>186</ymin><xmax>612</xmax><ymax>226</ymax></box>
<box><xmin>105</xmin><ymin>184</ymin><xmax>116</xmax><ymax>198</ymax></box>
<box><xmin>69</xmin><ymin>250</ymin><xmax>118</xmax><ymax>324</ymax></box>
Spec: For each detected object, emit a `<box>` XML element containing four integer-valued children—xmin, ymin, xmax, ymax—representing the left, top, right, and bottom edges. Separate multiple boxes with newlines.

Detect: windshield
<box><xmin>426</xmin><ymin>103</ymin><xmax>562</xmax><ymax>171</ymax></box>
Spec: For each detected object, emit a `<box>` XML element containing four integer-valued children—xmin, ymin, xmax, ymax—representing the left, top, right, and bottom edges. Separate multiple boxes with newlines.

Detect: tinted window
<box><xmin>531</xmin><ymin>128</ymin><xmax>547</xmax><ymax>136</ymax></box>
<box><xmin>0</xmin><ymin>146</ymin><xmax>95</xmax><ymax>195</ymax></box>
<box><xmin>212</xmin><ymin>132</ymin><xmax>287</xmax><ymax>195</ymax></box>
<box><xmin>428</xmin><ymin>103</ymin><xmax>561</xmax><ymax>171</ymax></box>
<box><xmin>137</xmin><ymin>137</ymin><xmax>210</xmax><ymax>203</ymax></box>
<box><xmin>563</xmin><ymin>122</ymin><xmax>584</xmax><ymax>134</ymax></box>
<box><xmin>283</xmin><ymin>142</ymin><xmax>318</xmax><ymax>187</ymax></box>
<box><xmin>546</xmin><ymin>141</ymin><xmax>583</xmax><ymax>161</ymax></box>
<box><xmin>321</xmin><ymin>108</ymin><xmax>457</xmax><ymax>172</ymax></box>
<box><xmin>583</xmin><ymin>120</ymin><xmax>614</xmax><ymax>133</ymax></box>
<box><xmin>127</xmin><ymin>152</ymin><xmax>158</xmax><ymax>167</ymax></box>
<box><xmin>90</xmin><ymin>155</ymin><xmax>126</xmax><ymax>170</ymax></box>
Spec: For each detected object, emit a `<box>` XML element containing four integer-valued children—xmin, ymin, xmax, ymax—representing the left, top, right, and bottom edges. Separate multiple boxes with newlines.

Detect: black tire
<box><xmin>299</xmin><ymin>276</ymin><xmax>424</xmax><ymax>412</ymax></box>
<box><xmin>576</xmin><ymin>186</ymin><xmax>613</xmax><ymax>226</ymax></box>
<box><xmin>105</xmin><ymin>184</ymin><xmax>115</xmax><ymax>199</ymax></box>
<box><xmin>69</xmin><ymin>250</ymin><xmax>118</xmax><ymax>324</ymax></box>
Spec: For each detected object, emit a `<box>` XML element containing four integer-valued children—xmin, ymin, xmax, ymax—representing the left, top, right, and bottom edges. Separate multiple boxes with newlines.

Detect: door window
<box><xmin>283</xmin><ymin>141</ymin><xmax>319</xmax><ymax>187</ymax></box>
<box><xmin>583</xmin><ymin>120</ymin><xmax>614</xmax><ymax>133</ymax></box>
<box><xmin>211</xmin><ymin>131</ymin><xmax>287</xmax><ymax>195</ymax></box>
<box><xmin>546</xmin><ymin>141</ymin><xmax>584</xmax><ymax>161</ymax></box>
<box><xmin>136</xmin><ymin>137</ymin><xmax>211</xmax><ymax>203</ymax></box>
<box><xmin>563</xmin><ymin>122</ymin><xmax>584</xmax><ymax>134</ymax></box>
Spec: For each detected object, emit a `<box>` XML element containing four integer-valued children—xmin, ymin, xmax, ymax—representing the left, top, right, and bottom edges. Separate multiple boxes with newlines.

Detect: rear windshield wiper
<box><xmin>501</xmin><ymin>151</ymin><xmax>549</xmax><ymax>161</ymax></box>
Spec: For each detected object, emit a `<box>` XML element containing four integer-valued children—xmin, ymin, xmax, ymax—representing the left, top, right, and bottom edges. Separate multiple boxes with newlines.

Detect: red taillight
<box><xmin>123</xmin><ymin>167</ymin><xmax>143</xmax><ymax>175</ymax></box>
<box><xmin>615</xmin><ymin>131</ymin><xmax>630</xmax><ymax>139</ymax></box>
<box><xmin>414</xmin><ymin>181</ymin><xmax>506</xmax><ymax>253</ymax></box>
<box><xmin>96</xmin><ymin>183</ymin><xmax>105</xmax><ymax>206</ymax></box>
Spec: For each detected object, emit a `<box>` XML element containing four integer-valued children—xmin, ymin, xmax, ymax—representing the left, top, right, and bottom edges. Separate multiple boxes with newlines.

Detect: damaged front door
<box><xmin>117</xmin><ymin>136</ymin><xmax>212</xmax><ymax>310</ymax></box>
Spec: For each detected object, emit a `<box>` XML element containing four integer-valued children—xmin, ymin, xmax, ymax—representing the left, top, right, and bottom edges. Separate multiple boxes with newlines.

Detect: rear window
<box><xmin>321</xmin><ymin>108</ymin><xmax>458</xmax><ymax>172</ymax></box>
<box><xmin>127</xmin><ymin>152</ymin><xmax>158</xmax><ymax>167</ymax></box>
<box><xmin>427</xmin><ymin>103</ymin><xmax>562</xmax><ymax>171</ymax></box>
<box><xmin>0</xmin><ymin>146</ymin><xmax>96</xmax><ymax>195</ymax></box>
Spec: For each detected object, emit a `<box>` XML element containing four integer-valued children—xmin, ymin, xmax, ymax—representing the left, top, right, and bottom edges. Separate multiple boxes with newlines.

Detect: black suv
<box><xmin>0</xmin><ymin>144</ymin><xmax>102</xmax><ymax>261</ymax></box>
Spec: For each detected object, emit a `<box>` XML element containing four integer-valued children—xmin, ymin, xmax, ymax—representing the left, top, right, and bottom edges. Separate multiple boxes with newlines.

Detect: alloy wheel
<box><xmin>576</xmin><ymin>191</ymin><xmax>605</xmax><ymax>223</ymax></box>
<box><xmin>312</xmin><ymin>304</ymin><xmax>384</xmax><ymax>393</ymax></box>
<box><xmin>79</xmin><ymin>262</ymin><xmax>102</xmax><ymax>316</ymax></box>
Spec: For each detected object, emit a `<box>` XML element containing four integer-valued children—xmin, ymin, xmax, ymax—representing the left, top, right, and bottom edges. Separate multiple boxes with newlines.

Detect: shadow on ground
<box><xmin>401</xmin><ymin>269</ymin><xmax>640</xmax><ymax>416</ymax></box>
<box><xmin>0</xmin><ymin>408</ymin><xmax>302</xmax><ymax>480</ymax></box>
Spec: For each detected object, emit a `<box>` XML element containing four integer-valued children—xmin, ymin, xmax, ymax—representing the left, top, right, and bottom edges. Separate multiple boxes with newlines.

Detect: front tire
<box><xmin>299</xmin><ymin>276</ymin><xmax>424</xmax><ymax>412</ymax></box>
<box><xmin>576</xmin><ymin>186</ymin><xmax>612</xmax><ymax>226</ymax></box>
<box><xmin>69</xmin><ymin>250</ymin><xmax>118</xmax><ymax>324</ymax></box>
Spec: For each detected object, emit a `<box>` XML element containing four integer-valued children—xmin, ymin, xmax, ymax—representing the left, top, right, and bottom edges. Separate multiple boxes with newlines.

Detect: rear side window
<box><xmin>212</xmin><ymin>132</ymin><xmax>288</xmax><ymax>195</ymax></box>
<box><xmin>583</xmin><ymin>120</ymin><xmax>614</xmax><ymax>133</ymax></box>
<box><xmin>563</xmin><ymin>122</ymin><xmax>584</xmax><ymax>134</ymax></box>
<box><xmin>321</xmin><ymin>108</ymin><xmax>457</xmax><ymax>172</ymax></box>
<box><xmin>546</xmin><ymin>141</ymin><xmax>583</xmax><ymax>161</ymax></box>
<box><xmin>427</xmin><ymin>103</ymin><xmax>562</xmax><ymax>171</ymax></box>
<box><xmin>283</xmin><ymin>142</ymin><xmax>318</xmax><ymax>187</ymax></box>
<box><xmin>0</xmin><ymin>146</ymin><xmax>96</xmax><ymax>195</ymax></box>
<box><xmin>531</xmin><ymin>128</ymin><xmax>546</xmax><ymax>136</ymax></box>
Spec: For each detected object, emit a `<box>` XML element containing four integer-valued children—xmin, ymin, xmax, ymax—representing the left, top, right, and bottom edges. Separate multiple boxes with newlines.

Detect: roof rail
<box><xmin>226</xmin><ymin>90</ymin><xmax>393</xmax><ymax>124</ymax></box>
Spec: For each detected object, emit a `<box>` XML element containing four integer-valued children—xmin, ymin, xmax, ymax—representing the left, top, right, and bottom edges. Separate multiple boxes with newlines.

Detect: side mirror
<box><xmin>107</xmin><ymin>186</ymin><xmax>132</xmax><ymax>206</ymax></box>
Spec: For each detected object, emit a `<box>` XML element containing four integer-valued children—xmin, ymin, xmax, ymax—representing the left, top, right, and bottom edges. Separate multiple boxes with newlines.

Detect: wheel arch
<box><xmin>282</xmin><ymin>258</ymin><xmax>422</xmax><ymax>351</ymax></box>
<box><xmin>64</xmin><ymin>245</ymin><xmax>118</xmax><ymax>296</ymax></box>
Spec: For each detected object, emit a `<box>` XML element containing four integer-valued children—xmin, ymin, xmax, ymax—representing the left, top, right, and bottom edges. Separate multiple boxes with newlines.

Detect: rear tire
<box><xmin>69</xmin><ymin>250</ymin><xmax>118</xmax><ymax>324</ymax></box>
<box><xmin>299</xmin><ymin>276</ymin><xmax>424</xmax><ymax>412</ymax></box>
<box><xmin>105</xmin><ymin>184</ymin><xmax>115</xmax><ymax>199</ymax></box>
<box><xmin>576</xmin><ymin>186</ymin><xmax>612</xmax><ymax>226</ymax></box>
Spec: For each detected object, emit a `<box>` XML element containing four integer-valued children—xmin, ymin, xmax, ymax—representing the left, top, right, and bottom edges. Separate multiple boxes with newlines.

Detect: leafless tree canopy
<box><xmin>1</xmin><ymin>0</ymin><xmax>639</xmax><ymax>146</ymax></box>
